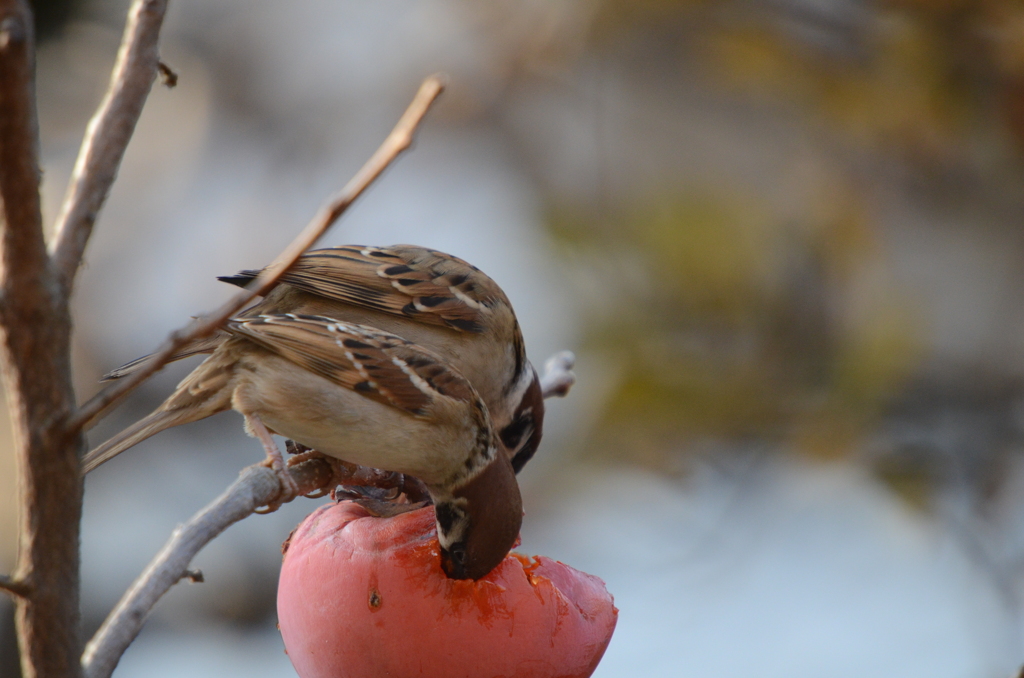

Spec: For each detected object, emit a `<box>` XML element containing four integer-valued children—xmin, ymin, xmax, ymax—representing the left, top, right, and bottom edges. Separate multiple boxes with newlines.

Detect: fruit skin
<box><xmin>277</xmin><ymin>501</ymin><xmax>617</xmax><ymax>678</ymax></box>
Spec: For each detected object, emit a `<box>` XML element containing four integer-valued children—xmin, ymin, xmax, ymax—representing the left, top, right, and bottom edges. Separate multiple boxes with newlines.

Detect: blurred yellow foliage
<box><xmin>539</xmin><ymin>0</ymin><xmax>1024</xmax><ymax>503</ymax></box>
<box><xmin>552</xmin><ymin>182</ymin><xmax>921</xmax><ymax>469</ymax></box>
<box><xmin>592</xmin><ymin>0</ymin><xmax>1024</xmax><ymax>162</ymax></box>
<box><xmin>637</xmin><ymin>195</ymin><xmax>771</xmax><ymax>318</ymax></box>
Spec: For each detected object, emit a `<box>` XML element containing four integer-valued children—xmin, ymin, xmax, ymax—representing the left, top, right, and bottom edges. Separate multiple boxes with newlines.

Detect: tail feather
<box><xmin>82</xmin><ymin>409</ymin><xmax>201</xmax><ymax>474</ymax></box>
<box><xmin>101</xmin><ymin>333</ymin><xmax>227</xmax><ymax>381</ymax></box>
<box><xmin>87</xmin><ymin>343</ymin><xmax>240</xmax><ymax>474</ymax></box>
<box><xmin>217</xmin><ymin>270</ymin><xmax>260</xmax><ymax>288</ymax></box>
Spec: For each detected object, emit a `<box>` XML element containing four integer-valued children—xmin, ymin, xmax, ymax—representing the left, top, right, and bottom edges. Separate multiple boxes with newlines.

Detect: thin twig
<box><xmin>0</xmin><ymin>575</ymin><xmax>30</xmax><ymax>598</ymax></box>
<box><xmin>50</xmin><ymin>0</ymin><xmax>169</xmax><ymax>293</ymax></box>
<box><xmin>540</xmin><ymin>350</ymin><xmax>575</xmax><ymax>398</ymax></box>
<box><xmin>81</xmin><ymin>458</ymin><xmax>335</xmax><ymax>678</ymax></box>
<box><xmin>66</xmin><ymin>75</ymin><xmax>446</xmax><ymax>435</ymax></box>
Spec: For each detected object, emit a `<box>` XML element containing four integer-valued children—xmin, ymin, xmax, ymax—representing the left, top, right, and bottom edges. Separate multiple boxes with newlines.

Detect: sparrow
<box><xmin>105</xmin><ymin>245</ymin><xmax>545</xmax><ymax>474</ymax></box>
<box><xmin>84</xmin><ymin>314</ymin><xmax>523</xmax><ymax>580</ymax></box>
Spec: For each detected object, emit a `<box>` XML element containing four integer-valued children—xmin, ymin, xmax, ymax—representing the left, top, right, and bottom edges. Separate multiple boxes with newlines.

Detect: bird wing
<box><xmin>219</xmin><ymin>245</ymin><xmax>510</xmax><ymax>333</ymax></box>
<box><xmin>225</xmin><ymin>314</ymin><xmax>478</xmax><ymax>417</ymax></box>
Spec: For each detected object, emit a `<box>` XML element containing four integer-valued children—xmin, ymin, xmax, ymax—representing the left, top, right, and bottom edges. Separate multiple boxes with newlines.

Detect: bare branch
<box><xmin>540</xmin><ymin>350</ymin><xmax>576</xmax><ymax>399</ymax></box>
<box><xmin>81</xmin><ymin>457</ymin><xmax>335</xmax><ymax>678</ymax></box>
<box><xmin>0</xmin><ymin>575</ymin><xmax>30</xmax><ymax>598</ymax></box>
<box><xmin>0</xmin><ymin>1</ymin><xmax>87</xmax><ymax>675</ymax></box>
<box><xmin>0</xmin><ymin>2</ymin><xmax>45</xmax><ymax>276</ymax></box>
<box><xmin>66</xmin><ymin>75</ymin><xmax>446</xmax><ymax>435</ymax></box>
<box><xmin>49</xmin><ymin>0</ymin><xmax>169</xmax><ymax>292</ymax></box>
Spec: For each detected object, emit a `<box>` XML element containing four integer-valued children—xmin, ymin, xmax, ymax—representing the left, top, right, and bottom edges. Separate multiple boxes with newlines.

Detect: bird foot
<box><xmin>255</xmin><ymin>457</ymin><xmax>301</xmax><ymax>513</ymax></box>
<box><xmin>334</xmin><ymin>485</ymin><xmax>430</xmax><ymax>517</ymax></box>
<box><xmin>246</xmin><ymin>414</ymin><xmax>301</xmax><ymax>512</ymax></box>
<box><xmin>284</xmin><ymin>439</ymin><xmax>431</xmax><ymax>503</ymax></box>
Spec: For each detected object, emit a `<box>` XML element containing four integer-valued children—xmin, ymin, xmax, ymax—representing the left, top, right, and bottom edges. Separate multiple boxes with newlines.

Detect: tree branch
<box><xmin>66</xmin><ymin>74</ymin><xmax>446</xmax><ymax>435</ymax></box>
<box><xmin>50</xmin><ymin>0</ymin><xmax>169</xmax><ymax>293</ymax></box>
<box><xmin>0</xmin><ymin>2</ymin><xmax>44</xmax><ymax>276</ymax></box>
<box><xmin>0</xmin><ymin>1</ymin><xmax>87</xmax><ymax>676</ymax></box>
<box><xmin>540</xmin><ymin>350</ymin><xmax>575</xmax><ymax>398</ymax></box>
<box><xmin>82</xmin><ymin>457</ymin><xmax>334</xmax><ymax>678</ymax></box>
<box><xmin>0</xmin><ymin>575</ymin><xmax>30</xmax><ymax>598</ymax></box>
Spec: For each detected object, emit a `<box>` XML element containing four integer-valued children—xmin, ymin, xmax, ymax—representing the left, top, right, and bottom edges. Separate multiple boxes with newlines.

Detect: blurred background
<box><xmin>5</xmin><ymin>0</ymin><xmax>1024</xmax><ymax>675</ymax></box>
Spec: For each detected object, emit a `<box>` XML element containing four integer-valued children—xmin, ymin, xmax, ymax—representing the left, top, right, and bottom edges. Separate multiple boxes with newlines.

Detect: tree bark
<box><xmin>0</xmin><ymin>2</ymin><xmax>84</xmax><ymax>676</ymax></box>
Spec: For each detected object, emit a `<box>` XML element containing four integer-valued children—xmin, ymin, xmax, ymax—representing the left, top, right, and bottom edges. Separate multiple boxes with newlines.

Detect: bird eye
<box><xmin>450</xmin><ymin>544</ymin><xmax>467</xmax><ymax>565</ymax></box>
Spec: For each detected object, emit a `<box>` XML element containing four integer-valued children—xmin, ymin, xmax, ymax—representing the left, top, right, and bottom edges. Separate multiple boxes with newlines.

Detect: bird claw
<box><xmin>256</xmin><ymin>457</ymin><xmax>301</xmax><ymax>513</ymax></box>
<box><xmin>334</xmin><ymin>485</ymin><xmax>429</xmax><ymax>517</ymax></box>
<box><xmin>279</xmin><ymin>439</ymin><xmax>432</xmax><ymax>507</ymax></box>
<box><xmin>254</xmin><ymin>502</ymin><xmax>280</xmax><ymax>515</ymax></box>
<box><xmin>285</xmin><ymin>439</ymin><xmax>311</xmax><ymax>456</ymax></box>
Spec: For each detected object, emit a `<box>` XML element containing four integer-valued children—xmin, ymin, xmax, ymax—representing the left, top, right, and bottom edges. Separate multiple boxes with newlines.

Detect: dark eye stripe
<box><xmin>434</xmin><ymin>503</ymin><xmax>461</xmax><ymax>536</ymax></box>
<box><xmin>500</xmin><ymin>412</ymin><xmax>533</xmax><ymax>451</ymax></box>
<box><xmin>510</xmin><ymin>429</ymin><xmax>540</xmax><ymax>474</ymax></box>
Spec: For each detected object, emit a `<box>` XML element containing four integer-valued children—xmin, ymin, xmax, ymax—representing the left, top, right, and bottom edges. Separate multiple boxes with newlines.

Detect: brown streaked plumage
<box><xmin>85</xmin><ymin>314</ymin><xmax>522</xmax><ymax>580</ymax></box>
<box><xmin>105</xmin><ymin>245</ymin><xmax>545</xmax><ymax>473</ymax></box>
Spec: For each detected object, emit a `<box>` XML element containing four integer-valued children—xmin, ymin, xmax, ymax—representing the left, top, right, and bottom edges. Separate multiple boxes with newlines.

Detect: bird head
<box><xmin>435</xmin><ymin>452</ymin><xmax>522</xmax><ymax>580</ymax></box>
<box><xmin>502</xmin><ymin>368</ymin><xmax>545</xmax><ymax>474</ymax></box>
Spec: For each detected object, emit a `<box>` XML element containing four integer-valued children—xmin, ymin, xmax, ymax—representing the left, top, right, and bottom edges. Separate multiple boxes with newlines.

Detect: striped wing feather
<box><xmin>228</xmin><ymin>245</ymin><xmax>509</xmax><ymax>333</ymax></box>
<box><xmin>225</xmin><ymin>314</ymin><xmax>476</xmax><ymax>416</ymax></box>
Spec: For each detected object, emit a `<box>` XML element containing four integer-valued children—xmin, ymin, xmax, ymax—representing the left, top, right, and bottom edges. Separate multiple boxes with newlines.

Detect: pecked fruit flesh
<box><xmin>277</xmin><ymin>501</ymin><xmax>617</xmax><ymax>678</ymax></box>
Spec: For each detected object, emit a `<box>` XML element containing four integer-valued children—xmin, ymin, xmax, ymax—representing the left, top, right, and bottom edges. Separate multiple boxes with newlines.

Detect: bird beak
<box><xmin>439</xmin><ymin>454</ymin><xmax>522</xmax><ymax>580</ymax></box>
<box><xmin>440</xmin><ymin>549</ymin><xmax>468</xmax><ymax>579</ymax></box>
